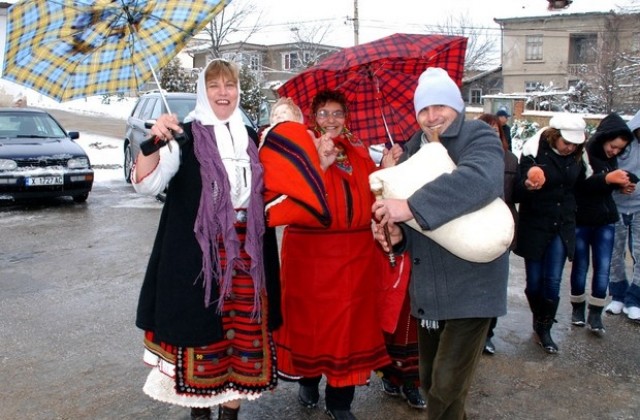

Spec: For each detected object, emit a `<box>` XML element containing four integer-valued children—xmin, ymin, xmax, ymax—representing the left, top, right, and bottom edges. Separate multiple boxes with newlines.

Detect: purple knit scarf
<box><xmin>192</xmin><ymin>121</ymin><xmax>265</xmax><ymax>319</ymax></box>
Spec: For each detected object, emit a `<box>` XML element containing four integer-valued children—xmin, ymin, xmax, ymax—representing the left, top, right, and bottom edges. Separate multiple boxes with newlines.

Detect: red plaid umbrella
<box><xmin>277</xmin><ymin>33</ymin><xmax>467</xmax><ymax>146</ymax></box>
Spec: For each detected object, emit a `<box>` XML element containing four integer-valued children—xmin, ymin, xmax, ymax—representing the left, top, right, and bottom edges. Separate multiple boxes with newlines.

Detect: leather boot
<box><xmin>534</xmin><ymin>299</ymin><xmax>559</xmax><ymax>354</ymax></box>
<box><xmin>525</xmin><ymin>290</ymin><xmax>541</xmax><ymax>332</ymax></box>
<box><xmin>217</xmin><ymin>405</ymin><xmax>239</xmax><ymax>420</ymax></box>
<box><xmin>190</xmin><ymin>407</ymin><xmax>211</xmax><ymax>420</ymax></box>
<box><xmin>571</xmin><ymin>301</ymin><xmax>586</xmax><ymax>326</ymax></box>
<box><xmin>298</xmin><ymin>383</ymin><xmax>320</xmax><ymax>408</ymax></box>
<box><xmin>587</xmin><ymin>304</ymin><xmax>605</xmax><ymax>336</ymax></box>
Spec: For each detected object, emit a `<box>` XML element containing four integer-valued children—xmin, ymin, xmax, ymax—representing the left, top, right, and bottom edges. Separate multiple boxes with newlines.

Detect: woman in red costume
<box><xmin>260</xmin><ymin>90</ymin><xmax>402</xmax><ymax>420</ymax></box>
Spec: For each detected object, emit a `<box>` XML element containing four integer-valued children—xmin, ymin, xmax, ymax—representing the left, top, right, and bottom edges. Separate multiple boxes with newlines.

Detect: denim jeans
<box><xmin>524</xmin><ymin>234</ymin><xmax>567</xmax><ymax>301</ymax></box>
<box><xmin>610</xmin><ymin>213</ymin><xmax>640</xmax><ymax>308</ymax></box>
<box><xmin>570</xmin><ymin>224</ymin><xmax>615</xmax><ymax>300</ymax></box>
<box><xmin>418</xmin><ymin>318</ymin><xmax>490</xmax><ymax>420</ymax></box>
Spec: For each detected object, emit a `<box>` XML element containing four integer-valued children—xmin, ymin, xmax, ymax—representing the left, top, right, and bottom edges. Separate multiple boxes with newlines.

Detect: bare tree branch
<box><xmin>288</xmin><ymin>24</ymin><xmax>335</xmax><ymax>68</ymax></box>
<box><xmin>432</xmin><ymin>12</ymin><xmax>498</xmax><ymax>73</ymax></box>
<box><xmin>200</xmin><ymin>0</ymin><xmax>264</xmax><ymax>59</ymax></box>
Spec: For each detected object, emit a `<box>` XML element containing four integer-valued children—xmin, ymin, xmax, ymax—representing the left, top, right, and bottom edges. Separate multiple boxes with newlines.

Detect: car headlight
<box><xmin>67</xmin><ymin>157</ymin><xmax>90</xmax><ymax>169</ymax></box>
<box><xmin>0</xmin><ymin>159</ymin><xmax>18</xmax><ymax>170</ymax></box>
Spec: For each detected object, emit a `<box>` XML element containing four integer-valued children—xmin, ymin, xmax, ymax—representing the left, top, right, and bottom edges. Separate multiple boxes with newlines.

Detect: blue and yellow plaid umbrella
<box><xmin>2</xmin><ymin>0</ymin><xmax>230</xmax><ymax>102</ymax></box>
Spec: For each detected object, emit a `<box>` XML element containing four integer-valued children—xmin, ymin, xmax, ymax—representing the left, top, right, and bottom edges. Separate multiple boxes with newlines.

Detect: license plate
<box><xmin>26</xmin><ymin>176</ymin><xmax>64</xmax><ymax>186</ymax></box>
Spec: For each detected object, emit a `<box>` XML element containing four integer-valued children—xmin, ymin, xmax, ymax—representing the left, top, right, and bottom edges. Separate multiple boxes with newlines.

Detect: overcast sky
<box><xmin>231</xmin><ymin>0</ymin><xmax>638</xmax><ymax>47</ymax></box>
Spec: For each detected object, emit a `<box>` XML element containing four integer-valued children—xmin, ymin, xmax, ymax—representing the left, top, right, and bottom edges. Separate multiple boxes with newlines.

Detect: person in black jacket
<box><xmin>497</xmin><ymin>107</ymin><xmax>513</xmax><ymax>151</ymax></box>
<box><xmin>132</xmin><ymin>59</ymin><xmax>280</xmax><ymax>420</ymax></box>
<box><xmin>477</xmin><ymin>113</ymin><xmax>519</xmax><ymax>355</ymax></box>
<box><xmin>515</xmin><ymin>114</ymin><xmax>587</xmax><ymax>354</ymax></box>
<box><xmin>569</xmin><ymin>113</ymin><xmax>633</xmax><ymax>335</ymax></box>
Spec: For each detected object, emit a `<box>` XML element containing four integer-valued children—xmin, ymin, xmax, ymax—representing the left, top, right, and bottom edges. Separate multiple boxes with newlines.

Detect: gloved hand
<box><xmin>605</xmin><ymin>169</ymin><xmax>630</xmax><ymax>186</ymax></box>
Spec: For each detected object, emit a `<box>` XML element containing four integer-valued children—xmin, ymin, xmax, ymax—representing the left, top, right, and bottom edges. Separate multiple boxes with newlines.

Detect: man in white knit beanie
<box><xmin>372</xmin><ymin>67</ymin><xmax>509</xmax><ymax>419</ymax></box>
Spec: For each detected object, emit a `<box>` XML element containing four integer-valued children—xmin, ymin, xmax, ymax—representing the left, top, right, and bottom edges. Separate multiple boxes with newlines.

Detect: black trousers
<box><xmin>418</xmin><ymin>318</ymin><xmax>491</xmax><ymax>420</ymax></box>
<box><xmin>299</xmin><ymin>376</ymin><xmax>355</xmax><ymax>410</ymax></box>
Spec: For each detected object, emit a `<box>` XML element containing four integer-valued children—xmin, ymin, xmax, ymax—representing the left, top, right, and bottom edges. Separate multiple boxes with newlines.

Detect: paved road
<box><xmin>1</xmin><ymin>110</ymin><xmax>639</xmax><ymax>419</ymax></box>
<box><xmin>47</xmin><ymin>108</ymin><xmax>127</xmax><ymax>139</ymax></box>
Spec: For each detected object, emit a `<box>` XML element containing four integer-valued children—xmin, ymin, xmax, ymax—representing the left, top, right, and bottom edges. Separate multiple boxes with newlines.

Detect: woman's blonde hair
<box><xmin>204</xmin><ymin>59</ymin><xmax>239</xmax><ymax>84</ymax></box>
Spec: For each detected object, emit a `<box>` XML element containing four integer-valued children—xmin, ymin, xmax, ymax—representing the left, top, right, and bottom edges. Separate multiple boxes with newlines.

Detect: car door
<box><xmin>130</xmin><ymin>97</ymin><xmax>158</xmax><ymax>155</ymax></box>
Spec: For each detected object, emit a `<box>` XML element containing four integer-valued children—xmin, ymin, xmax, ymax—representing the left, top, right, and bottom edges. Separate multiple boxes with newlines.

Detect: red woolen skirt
<box><xmin>274</xmin><ymin>226</ymin><xmax>390</xmax><ymax>387</ymax></box>
<box><xmin>142</xmin><ymin>220</ymin><xmax>276</xmax><ymax>405</ymax></box>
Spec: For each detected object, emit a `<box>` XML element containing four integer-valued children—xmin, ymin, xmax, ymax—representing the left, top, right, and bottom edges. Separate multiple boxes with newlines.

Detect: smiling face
<box><xmin>314</xmin><ymin>100</ymin><xmax>346</xmax><ymax>137</ymax></box>
<box><xmin>205</xmin><ymin>76</ymin><xmax>238</xmax><ymax>121</ymax></box>
<box><xmin>416</xmin><ymin>105</ymin><xmax>458</xmax><ymax>140</ymax></box>
<box><xmin>603</xmin><ymin>136</ymin><xmax>630</xmax><ymax>159</ymax></box>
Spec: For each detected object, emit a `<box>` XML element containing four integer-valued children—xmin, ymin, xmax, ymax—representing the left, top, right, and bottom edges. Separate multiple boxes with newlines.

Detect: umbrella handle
<box><xmin>140</xmin><ymin>129</ymin><xmax>188</xmax><ymax>156</ymax></box>
<box><xmin>147</xmin><ymin>59</ymin><xmax>173</xmax><ymax>114</ymax></box>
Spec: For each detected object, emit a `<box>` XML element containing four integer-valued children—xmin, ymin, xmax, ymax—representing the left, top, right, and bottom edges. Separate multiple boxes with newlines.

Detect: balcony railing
<box><xmin>567</xmin><ymin>64</ymin><xmax>596</xmax><ymax>76</ymax></box>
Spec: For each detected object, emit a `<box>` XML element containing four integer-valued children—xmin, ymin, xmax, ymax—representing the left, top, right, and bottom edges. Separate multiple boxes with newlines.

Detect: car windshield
<box><xmin>167</xmin><ymin>98</ymin><xmax>195</xmax><ymax>122</ymax></box>
<box><xmin>166</xmin><ymin>97</ymin><xmax>255</xmax><ymax>129</ymax></box>
<box><xmin>0</xmin><ymin>112</ymin><xmax>67</xmax><ymax>138</ymax></box>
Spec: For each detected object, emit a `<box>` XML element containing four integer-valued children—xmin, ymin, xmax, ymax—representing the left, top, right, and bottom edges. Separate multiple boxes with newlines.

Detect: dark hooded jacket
<box><xmin>575</xmin><ymin>113</ymin><xmax>633</xmax><ymax>226</ymax></box>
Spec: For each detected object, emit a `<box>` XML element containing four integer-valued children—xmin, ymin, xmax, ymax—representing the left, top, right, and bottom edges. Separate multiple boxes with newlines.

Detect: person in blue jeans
<box><xmin>515</xmin><ymin>114</ymin><xmax>587</xmax><ymax>354</ymax></box>
<box><xmin>608</xmin><ymin>109</ymin><xmax>640</xmax><ymax>322</ymax></box>
<box><xmin>569</xmin><ymin>113</ymin><xmax>633</xmax><ymax>336</ymax></box>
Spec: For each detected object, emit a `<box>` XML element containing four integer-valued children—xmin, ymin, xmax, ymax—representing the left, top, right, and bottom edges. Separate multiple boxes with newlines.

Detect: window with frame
<box><xmin>633</xmin><ymin>32</ymin><xmax>640</xmax><ymax>53</ymax></box>
<box><xmin>469</xmin><ymin>89</ymin><xmax>482</xmax><ymax>104</ymax></box>
<box><xmin>525</xmin><ymin>81</ymin><xmax>542</xmax><ymax>92</ymax></box>
<box><xmin>525</xmin><ymin>35</ymin><xmax>543</xmax><ymax>61</ymax></box>
<box><xmin>249</xmin><ymin>55</ymin><xmax>260</xmax><ymax>71</ymax></box>
<box><xmin>569</xmin><ymin>33</ymin><xmax>597</xmax><ymax>64</ymax></box>
<box><xmin>283</xmin><ymin>52</ymin><xmax>300</xmax><ymax>70</ymax></box>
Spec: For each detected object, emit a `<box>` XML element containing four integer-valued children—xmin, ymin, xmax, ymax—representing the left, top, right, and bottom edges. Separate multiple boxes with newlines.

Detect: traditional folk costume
<box><xmin>132</xmin><ymin>66</ymin><xmax>278</xmax><ymax>409</ymax></box>
<box><xmin>260</xmin><ymin>122</ymin><xmax>390</xmax><ymax>389</ymax></box>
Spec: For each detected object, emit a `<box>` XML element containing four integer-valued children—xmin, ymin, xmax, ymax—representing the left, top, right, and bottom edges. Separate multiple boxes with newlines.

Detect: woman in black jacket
<box><xmin>569</xmin><ymin>113</ymin><xmax>633</xmax><ymax>335</ymax></box>
<box><xmin>515</xmin><ymin>114</ymin><xmax>587</xmax><ymax>354</ymax></box>
<box><xmin>132</xmin><ymin>59</ymin><xmax>279</xmax><ymax>420</ymax></box>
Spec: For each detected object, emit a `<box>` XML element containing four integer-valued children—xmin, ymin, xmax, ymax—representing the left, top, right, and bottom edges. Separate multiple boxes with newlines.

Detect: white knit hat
<box><xmin>413</xmin><ymin>67</ymin><xmax>464</xmax><ymax>117</ymax></box>
<box><xmin>549</xmin><ymin>114</ymin><xmax>586</xmax><ymax>144</ymax></box>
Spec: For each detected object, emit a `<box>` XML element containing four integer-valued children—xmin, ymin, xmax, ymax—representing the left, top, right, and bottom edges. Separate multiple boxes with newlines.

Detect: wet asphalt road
<box><xmin>1</xmin><ymin>110</ymin><xmax>639</xmax><ymax>419</ymax></box>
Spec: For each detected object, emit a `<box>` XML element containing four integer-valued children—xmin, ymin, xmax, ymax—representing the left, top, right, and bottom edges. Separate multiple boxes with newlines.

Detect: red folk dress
<box><xmin>264</xmin><ymin>126</ymin><xmax>390</xmax><ymax>388</ymax></box>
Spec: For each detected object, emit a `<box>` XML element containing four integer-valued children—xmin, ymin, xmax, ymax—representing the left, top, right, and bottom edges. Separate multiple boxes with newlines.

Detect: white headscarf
<box><xmin>186</xmin><ymin>59</ymin><xmax>251</xmax><ymax>207</ymax></box>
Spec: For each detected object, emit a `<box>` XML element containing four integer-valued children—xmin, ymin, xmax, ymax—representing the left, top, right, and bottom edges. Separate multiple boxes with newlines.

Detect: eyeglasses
<box><xmin>315</xmin><ymin>109</ymin><xmax>346</xmax><ymax>120</ymax></box>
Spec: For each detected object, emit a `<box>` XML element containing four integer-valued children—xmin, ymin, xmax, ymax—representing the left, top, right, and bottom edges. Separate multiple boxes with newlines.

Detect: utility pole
<box><xmin>353</xmin><ymin>0</ymin><xmax>359</xmax><ymax>45</ymax></box>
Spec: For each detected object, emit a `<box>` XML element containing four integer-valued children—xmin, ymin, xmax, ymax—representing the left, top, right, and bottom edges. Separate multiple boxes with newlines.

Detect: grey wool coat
<box><xmin>397</xmin><ymin>112</ymin><xmax>509</xmax><ymax>322</ymax></box>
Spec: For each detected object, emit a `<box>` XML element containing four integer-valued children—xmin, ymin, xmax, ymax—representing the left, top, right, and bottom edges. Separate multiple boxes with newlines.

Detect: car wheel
<box><xmin>124</xmin><ymin>142</ymin><xmax>133</xmax><ymax>183</ymax></box>
<box><xmin>73</xmin><ymin>193</ymin><xmax>89</xmax><ymax>203</ymax></box>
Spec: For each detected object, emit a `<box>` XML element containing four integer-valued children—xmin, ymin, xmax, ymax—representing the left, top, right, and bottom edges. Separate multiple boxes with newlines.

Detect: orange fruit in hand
<box><xmin>527</xmin><ymin>166</ymin><xmax>545</xmax><ymax>184</ymax></box>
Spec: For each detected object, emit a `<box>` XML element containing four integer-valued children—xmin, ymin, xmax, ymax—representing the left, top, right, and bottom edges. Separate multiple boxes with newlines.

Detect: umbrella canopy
<box><xmin>277</xmin><ymin>33</ymin><xmax>468</xmax><ymax>146</ymax></box>
<box><xmin>2</xmin><ymin>0</ymin><xmax>229</xmax><ymax>102</ymax></box>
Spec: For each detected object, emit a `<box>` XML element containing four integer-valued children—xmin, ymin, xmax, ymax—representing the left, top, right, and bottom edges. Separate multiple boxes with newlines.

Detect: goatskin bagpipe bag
<box><xmin>369</xmin><ymin>142</ymin><xmax>514</xmax><ymax>263</ymax></box>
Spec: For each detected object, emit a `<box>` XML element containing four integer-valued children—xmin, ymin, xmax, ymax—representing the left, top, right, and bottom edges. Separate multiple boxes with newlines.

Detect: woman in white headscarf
<box><xmin>132</xmin><ymin>59</ymin><xmax>280</xmax><ymax>420</ymax></box>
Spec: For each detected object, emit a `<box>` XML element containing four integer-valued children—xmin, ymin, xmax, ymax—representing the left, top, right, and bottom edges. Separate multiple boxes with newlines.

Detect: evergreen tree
<box><xmin>160</xmin><ymin>58</ymin><xmax>196</xmax><ymax>93</ymax></box>
<box><xmin>239</xmin><ymin>64</ymin><xmax>264</xmax><ymax>122</ymax></box>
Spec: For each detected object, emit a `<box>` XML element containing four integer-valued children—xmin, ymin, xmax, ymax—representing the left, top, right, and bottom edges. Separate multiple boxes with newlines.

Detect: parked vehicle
<box><xmin>0</xmin><ymin>108</ymin><xmax>93</xmax><ymax>203</ymax></box>
<box><xmin>123</xmin><ymin>91</ymin><xmax>257</xmax><ymax>184</ymax></box>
